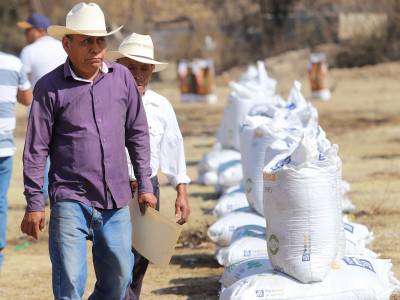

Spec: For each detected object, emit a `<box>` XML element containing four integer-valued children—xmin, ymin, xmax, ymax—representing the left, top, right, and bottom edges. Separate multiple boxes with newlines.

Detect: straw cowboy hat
<box><xmin>47</xmin><ymin>2</ymin><xmax>122</xmax><ymax>40</ymax></box>
<box><xmin>106</xmin><ymin>33</ymin><xmax>168</xmax><ymax>72</ymax></box>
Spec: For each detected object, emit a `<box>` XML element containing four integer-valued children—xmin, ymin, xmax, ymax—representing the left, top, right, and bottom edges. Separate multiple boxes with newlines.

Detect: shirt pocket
<box><xmin>148</xmin><ymin>120</ymin><xmax>164</xmax><ymax>153</ymax></box>
<box><xmin>148</xmin><ymin>120</ymin><xmax>164</xmax><ymax>137</ymax></box>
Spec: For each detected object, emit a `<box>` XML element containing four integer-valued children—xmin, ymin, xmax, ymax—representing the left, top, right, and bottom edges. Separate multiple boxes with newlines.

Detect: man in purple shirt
<box><xmin>20</xmin><ymin>3</ymin><xmax>156</xmax><ymax>299</ymax></box>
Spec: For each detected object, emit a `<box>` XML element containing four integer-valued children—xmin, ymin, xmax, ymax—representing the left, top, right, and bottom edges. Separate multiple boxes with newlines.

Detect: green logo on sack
<box><xmin>268</xmin><ymin>234</ymin><xmax>279</xmax><ymax>255</ymax></box>
<box><xmin>247</xmin><ymin>261</ymin><xmax>263</xmax><ymax>269</ymax></box>
<box><xmin>245</xmin><ymin>178</ymin><xmax>252</xmax><ymax>194</ymax></box>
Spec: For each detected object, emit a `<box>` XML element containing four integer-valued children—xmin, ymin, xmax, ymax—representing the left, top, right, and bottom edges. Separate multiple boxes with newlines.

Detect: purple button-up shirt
<box><xmin>23</xmin><ymin>59</ymin><xmax>153</xmax><ymax>212</ymax></box>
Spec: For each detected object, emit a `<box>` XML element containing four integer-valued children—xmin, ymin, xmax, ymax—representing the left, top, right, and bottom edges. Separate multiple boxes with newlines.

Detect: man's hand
<box><xmin>130</xmin><ymin>180</ymin><xmax>138</xmax><ymax>195</ymax></box>
<box><xmin>175</xmin><ymin>184</ymin><xmax>190</xmax><ymax>225</ymax></box>
<box><xmin>138</xmin><ymin>192</ymin><xmax>157</xmax><ymax>215</ymax></box>
<box><xmin>20</xmin><ymin>211</ymin><xmax>46</xmax><ymax>240</ymax></box>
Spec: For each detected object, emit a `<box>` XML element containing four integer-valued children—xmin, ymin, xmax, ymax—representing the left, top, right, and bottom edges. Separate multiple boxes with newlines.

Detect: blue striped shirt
<box><xmin>0</xmin><ymin>52</ymin><xmax>31</xmax><ymax>157</ymax></box>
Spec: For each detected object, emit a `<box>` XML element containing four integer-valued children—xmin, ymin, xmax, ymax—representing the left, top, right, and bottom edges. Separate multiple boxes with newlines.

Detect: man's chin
<box><xmin>87</xmin><ymin>59</ymin><xmax>103</xmax><ymax>68</ymax></box>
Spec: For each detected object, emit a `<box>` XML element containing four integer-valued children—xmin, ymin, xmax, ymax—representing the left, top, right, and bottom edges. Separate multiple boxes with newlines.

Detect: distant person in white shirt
<box><xmin>17</xmin><ymin>13</ymin><xmax>67</xmax><ymax>87</ymax></box>
<box><xmin>106</xmin><ymin>33</ymin><xmax>191</xmax><ymax>300</ymax></box>
<box><xmin>17</xmin><ymin>13</ymin><xmax>67</xmax><ymax>205</ymax></box>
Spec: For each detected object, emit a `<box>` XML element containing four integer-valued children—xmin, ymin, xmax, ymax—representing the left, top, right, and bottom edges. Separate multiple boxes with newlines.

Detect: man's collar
<box><xmin>63</xmin><ymin>59</ymin><xmax>112</xmax><ymax>83</ymax></box>
<box><xmin>35</xmin><ymin>35</ymin><xmax>52</xmax><ymax>43</ymax></box>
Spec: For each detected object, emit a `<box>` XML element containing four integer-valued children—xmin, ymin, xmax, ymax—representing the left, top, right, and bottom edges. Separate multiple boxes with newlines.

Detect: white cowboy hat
<box><xmin>105</xmin><ymin>33</ymin><xmax>168</xmax><ymax>72</ymax></box>
<box><xmin>47</xmin><ymin>2</ymin><xmax>122</xmax><ymax>40</ymax></box>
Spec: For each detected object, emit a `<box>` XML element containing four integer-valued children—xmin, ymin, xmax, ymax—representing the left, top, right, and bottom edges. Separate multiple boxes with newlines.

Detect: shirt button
<box><xmin>98</xmin><ymin>119</ymin><xmax>102</xmax><ymax>123</ymax></box>
<box><xmin>102</xmin><ymin>138</ymin><xmax>106</xmax><ymax>142</ymax></box>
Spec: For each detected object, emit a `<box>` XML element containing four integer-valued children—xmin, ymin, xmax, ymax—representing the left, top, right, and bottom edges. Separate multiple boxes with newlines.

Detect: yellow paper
<box><xmin>129</xmin><ymin>194</ymin><xmax>182</xmax><ymax>267</ymax></box>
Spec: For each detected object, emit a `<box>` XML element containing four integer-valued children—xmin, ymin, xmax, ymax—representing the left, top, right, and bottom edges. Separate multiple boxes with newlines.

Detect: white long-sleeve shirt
<box><xmin>126</xmin><ymin>89</ymin><xmax>190</xmax><ymax>187</ymax></box>
<box><xmin>20</xmin><ymin>36</ymin><xmax>67</xmax><ymax>88</ymax></box>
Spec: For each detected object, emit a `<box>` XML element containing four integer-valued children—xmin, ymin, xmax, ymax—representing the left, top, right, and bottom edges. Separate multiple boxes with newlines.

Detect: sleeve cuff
<box><xmin>136</xmin><ymin>175</ymin><xmax>154</xmax><ymax>194</ymax></box>
<box><xmin>25</xmin><ymin>194</ymin><xmax>45</xmax><ymax>212</ymax></box>
<box><xmin>171</xmin><ymin>174</ymin><xmax>191</xmax><ymax>188</ymax></box>
<box><xmin>19</xmin><ymin>80</ymin><xmax>31</xmax><ymax>91</ymax></box>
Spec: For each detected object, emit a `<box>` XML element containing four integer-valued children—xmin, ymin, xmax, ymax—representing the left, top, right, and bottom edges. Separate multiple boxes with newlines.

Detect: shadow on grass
<box><xmin>190</xmin><ymin>192</ymin><xmax>219</xmax><ymax>201</ymax></box>
<box><xmin>152</xmin><ymin>275</ymin><xmax>220</xmax><ymax>299</ymax></box>
<box><xmin>186</xmin><ymin>160</ymin><xmax>199</xmax><ymax>167</ymax></box>
<box><xmin>170</xmin><ymin>253</ymin><xmax>220</xmax><ymax>269</ymax></box>
<box><xmin>201</xmin><ymin>207</ymin><xmax>214</xmax><ymax>215</ymax></box>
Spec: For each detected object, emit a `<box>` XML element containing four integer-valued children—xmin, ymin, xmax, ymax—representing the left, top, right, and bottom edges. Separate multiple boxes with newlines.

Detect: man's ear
<box><xmin>62</xmin><ymin>36</ymin><xmax>71</xmax><ymax>53</ymax></box>
<box><xmin>151</xmin><ymin>65</ymin><xmax>155</xmax><ymax>72</ymax></box>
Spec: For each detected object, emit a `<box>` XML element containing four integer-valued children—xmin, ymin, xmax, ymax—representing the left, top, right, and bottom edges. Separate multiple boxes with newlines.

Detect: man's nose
<box><xmin>91</xmin><ymin>40</ymin><xmax>104</xmax><ymax>53</ymax></box>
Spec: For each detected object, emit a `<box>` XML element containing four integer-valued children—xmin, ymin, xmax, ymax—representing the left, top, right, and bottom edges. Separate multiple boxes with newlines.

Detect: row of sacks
<box><xmin>197</xmin><ymin>64</ymin><xmax>356</xmax><ymax>214</ymax></box>
<box><xmin>202</xmin><ymin>64</ymin><xmax>398</xmax><ymax>298</ymax></box>
<box><xmin>240</xmin><ymin>80</ymin><xmax>357</xmax><ymax>217</ymax></box>
<box><xmin>197</xmin><ymin>61</ymin><xmax>281</xmax><ymax>193</ymax></box>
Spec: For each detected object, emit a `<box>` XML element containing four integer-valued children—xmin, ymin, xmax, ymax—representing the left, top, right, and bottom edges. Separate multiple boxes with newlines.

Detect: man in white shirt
<box><xmin>17</xmin><ymin>13</ymin><xmax>67</xmax><ymax>205</ymax></box>
<box><xmin>17</xmin><ymin>13</ymin><xmax>67</xmax><ymax>87</ymax></box>
<box><xmin>106</xmin><ymin>33</ymin><xmax>191</xmax><ymax>300</ymax></box>
<box><xmin>0</xmin><ymin>51</ymin><xmax>32</xmax><ymax>271</ymax></box>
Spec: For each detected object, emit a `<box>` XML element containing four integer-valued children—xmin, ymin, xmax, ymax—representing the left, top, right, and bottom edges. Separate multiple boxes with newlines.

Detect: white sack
<box><xmin>197</xmin><ymin>170</ymin><xmax>218</xmax><ymax>185</ymax></box>
<box><xmin>240</xmin><ymin>117</ymin><xmax>301</xmax><ymax>216</ymax></box>
<box><xmin>217</xmin><ymin>160</ymin><xmax>243</xmax><ymax>191</ymax></box>
<box><xmin>213</xmin><ymin>191</ymin><xmax>250</xmax><ymax>218</ymax></box>
<box><xmin>198</xmin><ymin>147</ymin><xmax>241</xmax><ymax>174</ymax></box>
<box><xmin>220</xmin><ymin>256</ymin><xmax>400</xmax><ymax>300</ymax></box>
<box><xmin>220</xmin><ymin>257</ymin><xmax>272</xmax><ymax>288</ymax></box>
<box><xmin>207</xmin><ymin>211</ymin><xmax>266</xmax><ymax>246</ymax></box>
<box><xmin>216</xmin><ymin>236</ymin><xmax>269</xmax><ymax>267</ymax></box>
<box><xmin>263</xmin><ymin>145</ymin><xmax>343</xmax><ymax>283</ymax></box>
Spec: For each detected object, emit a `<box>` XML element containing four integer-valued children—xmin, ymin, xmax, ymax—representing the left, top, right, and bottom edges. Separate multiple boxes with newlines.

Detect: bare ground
<box><xmin>1</xmin><ymin>57</ymin><xmax>400</xmax><ymax>299</ymax></box>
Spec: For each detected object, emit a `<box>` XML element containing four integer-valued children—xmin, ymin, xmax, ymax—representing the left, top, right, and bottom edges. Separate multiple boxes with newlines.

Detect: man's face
<box><xmin>24</xmin><ymin>28</ymin><xmax>40</xmax><ymax>44</ymax></box>
<box><xmin>62</xmin><ymin>35</ymin><xmax>107</xmax><ymax>75</ymax></box>
<box><xmin>117</xmin><ymin>57</ymin><xmax>154</xmax><ymax>96</ymax></box>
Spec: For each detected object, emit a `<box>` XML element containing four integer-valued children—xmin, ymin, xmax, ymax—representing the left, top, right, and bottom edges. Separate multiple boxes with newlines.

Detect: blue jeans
<box><xmin>42</xmin><ymin>158</ymin><xmax>50</xmax><ymax>205</ymax></box>
<box><xmin>0</xmin><ymin>156</ymin><xmax>12</xmax><ymax>270</ymax></box>
<box><xmin>49</xmin><ymin>201</ymin><xmax>134</xmax><ymax>300</ymax></box>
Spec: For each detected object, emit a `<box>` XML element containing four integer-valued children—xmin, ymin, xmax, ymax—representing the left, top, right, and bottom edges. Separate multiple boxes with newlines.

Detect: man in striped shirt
<box><xmin>0</xmin><ymin>51</ymin><xmax>32</xmax><ymax>270</ymax></box>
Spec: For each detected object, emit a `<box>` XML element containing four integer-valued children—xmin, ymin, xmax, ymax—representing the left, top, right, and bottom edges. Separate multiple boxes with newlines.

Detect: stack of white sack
<box><xmin>219</xmin><ymin>256</ymin><xmax>400</xmax><ymax>300</ymax></box>
<box><xmin>216</xmin><ymin>61</ymin><xmax>283</xmax><ymax>151</ymax></box>
<box><xmin>199</xmin><ymin>66</ymin><xmax>397</xmax><ymax>297</ymax></box>
<box><xmin>215</xmin><ymin>219</ymin><xmax>377</xmax><ymax>269</ymax></box>
<box><xmin>216</xmin><ymin>225</ymin><xmax>268</xmax><ymax>266</ymax></box>
<box><xmin>216</xmin><ymin>160</ymin><xmax>243</xmax><ymax>193</ymax></box>
<box><xmin>240</xmin><ymin>81</ymin><xmax>319</xmax><ymax>216</ymax></box>
<box><xmin>263</xmin><ymin>123</ymin><xmax>344</xmax><ymax>283</ymax></box>
<box><xmin>216</xmin><ymin>235</ymin><xmax>268</xmax><ymax>267</ymax></box>
<box><xmin>212</xmin><ymin>187</ymin><xmax>250</xmax><ymax>218</ymax></box>
<box><xmin>207</xmin><ymin>211</ymin><xmax>266</xmax><ymax>247</ymax></box>
<box><xmin>343</xmin><ymin>218</ymin><xmax>378</xmax><ymax>258</ymax></box>
<box><xmin>197</xmin><ymin>143</ymin><xmax>241</xmax><ymax>186</ymax></box>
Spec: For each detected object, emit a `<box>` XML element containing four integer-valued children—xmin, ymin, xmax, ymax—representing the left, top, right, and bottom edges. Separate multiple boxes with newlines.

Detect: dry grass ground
<box><xmin>1</xmin><ymin>56</ymin><xmax>400</xmax><ymax>299</ymax></box>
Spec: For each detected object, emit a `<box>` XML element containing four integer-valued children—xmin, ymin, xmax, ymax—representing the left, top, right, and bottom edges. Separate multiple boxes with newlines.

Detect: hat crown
<box><xmin>119</xmin><ymin>33</ymin><xmax>155</xmax><ymax>60</ymax></box>
<box><xmin>66</xmin><ymin>2</ymin><xmax>107</xmax><ymax>32</ymax></box>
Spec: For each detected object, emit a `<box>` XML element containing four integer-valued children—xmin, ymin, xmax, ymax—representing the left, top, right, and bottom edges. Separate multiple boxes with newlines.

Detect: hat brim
<box><xmin>17</xmin><ymin>21</ymin><xmax>33</xmax><ymax>30</ymax></box>
<box><xmin>47</xmin><ymin>25</ymin><xmax>123</xmax><ymax>40</ymax></box>
<box><xmin>105</xmin><ymin>50</ymin><xmax>168</xmax><ymax>72</ymax></box>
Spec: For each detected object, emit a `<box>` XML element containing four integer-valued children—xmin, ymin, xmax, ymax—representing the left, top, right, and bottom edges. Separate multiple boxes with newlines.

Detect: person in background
<box><xmin>20</xmin><ymin>3</ymin><xmax>156</xmax><ymax>299</ymax></box>
<box><xmin>17</xmin><ymin>12</ymin><xmax>67</xmax><ymax>205</ymax></box>
<box><xmin>106</xmin><ymin>32</ymin><xmax>191</xmax><ymax>300</ymax></box>
<box><xmin>0</xmin><ymin>51</ymin><xmax>32</xmax><ymax>271</ymax></box>
<box><xmin>17</xmin><ymin>12</ymin><xmax>67</xmax><ymax>87</ymax></box>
